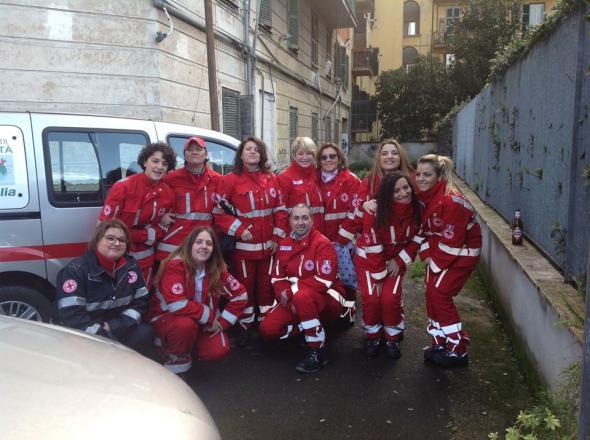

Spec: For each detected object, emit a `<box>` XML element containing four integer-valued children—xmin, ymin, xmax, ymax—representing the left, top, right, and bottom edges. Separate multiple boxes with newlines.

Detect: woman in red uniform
<box><xmin>356</xmin><ymin>173</ymin><xmax>421</xmax><ymax>358</ymax></box>
<box><xmin>415</xmin><ymin>154</ymin><xmax>482</xmax><ymax>368</ymax></box>
<box><xmin>99</xmin><ymin>142</ymin><xmax>176</xmax><ymax>289</ymax></box>
<box><xmin>156</xmin><ymin>136</ymin><xmax>223</xmax><ymax>262</ymax></box>
<box><xmin>216</xmin><ymin>136</ymin><xmax>288</xmax><ymax>334</ymax></box>
<box><xmin>278</xmin><ymin>136</ymin><xmax>324</xmax><ymax>232</ymax></box>
<box><xmin>148</xmin><ymin>226</ymin><xmax>248</xmax><ymax>373</ymax></box>
<box><xmin>337</xmin><ymin>138</ymin><xmax>414</xmax><ymax>244</ymax></box>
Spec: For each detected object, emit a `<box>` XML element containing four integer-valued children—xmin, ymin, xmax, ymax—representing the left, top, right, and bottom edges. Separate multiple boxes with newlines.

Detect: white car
<box><xmin>0</xmin><ymin>316</ymin><xmax>220</xmax><ymax>440</ymax></box>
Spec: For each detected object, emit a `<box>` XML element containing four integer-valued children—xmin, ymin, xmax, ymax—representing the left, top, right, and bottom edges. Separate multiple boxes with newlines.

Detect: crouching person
<box><xmin>259</xmin><ymin>204</ymin><xmax>355</xmax><ymax>373</ymax></box>
<box><xmin>148</xmin><ymin>226</ymin><xmax>247</xmax><ymax>374</ymax></box>
<box><xmin>55</xmin><ymin>219</ymin><xmax>153</xmax><ymax>356</ymax></box>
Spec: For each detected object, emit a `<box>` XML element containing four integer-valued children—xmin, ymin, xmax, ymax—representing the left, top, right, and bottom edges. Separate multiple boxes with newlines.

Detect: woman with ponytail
<box><xmin>148</xmin><ymin>226</ymin><xmax>248</xmax><ymax>374</ymax></box>
<box><xmin>355</xmin><ymin>173</ymin><xmax>421</xmax><ymax>359</ymax></box>
<box><xmin>415</xmin><ymin>154</ymin><xmax>482</xmax><ymax>368</ymax></box>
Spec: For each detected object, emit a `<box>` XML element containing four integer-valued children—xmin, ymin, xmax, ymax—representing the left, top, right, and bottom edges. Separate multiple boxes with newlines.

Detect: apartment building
<box><xmin>351</xmin><ymin>0</ymin><xmax>555</xmax><ymax>144</ymax></box>
<box><xmin>0</xmin><ymin>0</ymin><xmax>356</xmax><ymax>166</ymax></box>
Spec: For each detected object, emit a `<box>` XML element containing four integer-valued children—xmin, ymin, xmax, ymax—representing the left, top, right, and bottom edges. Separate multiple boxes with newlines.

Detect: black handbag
<box><xmin>216</xmin><ymin>199</ymin><xmax>238</xmax><ymax>255</ymax></box>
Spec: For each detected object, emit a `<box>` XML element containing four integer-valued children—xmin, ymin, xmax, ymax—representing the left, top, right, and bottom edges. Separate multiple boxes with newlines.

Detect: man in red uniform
<box><xmin>259</xmin><ymin>204</ymin><xmax>355</xmax><ymax>373</ymax></box>
<box><xmin>156</xmin><ymin>136</ymin><xmax>224</xmax><ymax>261</ymax></box>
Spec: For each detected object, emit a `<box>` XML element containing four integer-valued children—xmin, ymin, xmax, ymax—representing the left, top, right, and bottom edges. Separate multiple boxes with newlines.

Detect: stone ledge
<box><xmin>454</xmin><ymin>175</ymin><xmax>584</xmax><ymax>345</ymax></box>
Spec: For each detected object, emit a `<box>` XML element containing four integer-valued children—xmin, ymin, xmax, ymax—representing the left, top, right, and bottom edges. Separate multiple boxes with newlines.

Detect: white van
<box><xmin>0</xmin><ymin>112</ymin><xmax>240</xmax><ymax>321</ymax></box>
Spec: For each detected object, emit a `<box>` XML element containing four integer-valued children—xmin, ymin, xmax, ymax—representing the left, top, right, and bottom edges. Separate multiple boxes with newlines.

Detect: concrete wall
<box><xmin>456</xmin><ymin>177</ymin><xmax>584</xmax><ymax>390</ymax></box>
<box><xmin>450</xmin><ymin>5</ymin><xmax>590</xmax><ymax>280</ymax></box>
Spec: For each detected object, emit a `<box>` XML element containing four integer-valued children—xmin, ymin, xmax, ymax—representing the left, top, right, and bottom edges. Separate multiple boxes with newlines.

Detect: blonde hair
<box><xmin>417</xmin><ymin>154</ymin><xmax>456</xmax><ymax>195</ymax></box>
<box><xmin>291</xmin><ymin>136</ymin><xmax>317</xmax><ymax>157</ymax></box>
<box><xmin>368</xmin><ymin>138</ymin><xmax>415</xmax><ymax>195</ymax></box>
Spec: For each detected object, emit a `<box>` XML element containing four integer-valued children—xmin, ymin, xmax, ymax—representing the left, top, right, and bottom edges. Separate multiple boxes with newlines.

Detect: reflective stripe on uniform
<box><xmin>132</xmin><ymin>247</ymin><xmax>155</xmax><ymax>260</ymax></box>
<box><xmin>85</xmin><ymin>323</ymin><xmax>102</xmax><ymax>334</ymax></box>
<box><xmin>438</xmin><ymin>242</ymin><xmax>481</xmax><ymax>257</ymax></box>
<box><xmin>398</xmin><ymin>249</ymin><xmax>412</xmax><ymax>265</ymax></box>
<box><xmin>235</xmin><ymin>240</ymin><xmax>274</xmax><ymax>251</ymax></box>
<box><xmin>325</xmin><ymin>212</ymin><xmax>347</xmax><ymax>221</ymax></box>
<box><xmin>220</xmin><ymin>309</ymin><xmax>237</xmax><ymax>325</ymax></box>
<box><xmin>122</xmin><ymin>308</ymin><xmax>141</xmax><ymax>322</ymax></box>
<box><xmin>145</xmin><ymin>227</ymin><xmax>156</xmax><ymax>246</ymax></box>
<box><xmin>86</xmin><ymin>295</ymin><xmax>133</xmax><ymax>311</ymax></box>
<box><xmin>300</xmin><ymin>318</ymin><xmax>321</xmax><ymax>330</ymax></box>
<box><xmin>175</xmin><ymin>212</ymin><xmax>212</xmax><ymax>221</ymax></box>
<box><xmin>198</xmin><ymin>306</ymin><xmax>210</xmax><ymax>325</ymax></box>
<box><xmin>58</xmin><ymin>296</ymin><xmax>86</xmax><ymax>309</ymax></box>
<box><xmin>156</xmin><ymin>242</ymin><xmax>178</xmax><ymax>254</ymax></box>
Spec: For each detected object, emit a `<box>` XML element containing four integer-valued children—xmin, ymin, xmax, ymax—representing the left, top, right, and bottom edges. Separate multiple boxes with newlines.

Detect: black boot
<box><xmin>364</xmin><ymin>338</ymin><xmax>381</xmax><ymax>358</ymax></box>
<box><xmin>428</xmin><ymin>350</ymin><xmax>469</xmax><ymax>368</ymax></box>
<box><xmin>423</xmin><ymin>344</ymin><xmax>446</xmax><ymax>362</ymax></box>
<box><xmin>296</xmin><ymin>348</ymin><xmax>326</xmax><ymax>374</ymax></box>
<box><xmin>385</xmin><ymin>341</ymin><xmax>401</xmax><ymax>360</ymax></box>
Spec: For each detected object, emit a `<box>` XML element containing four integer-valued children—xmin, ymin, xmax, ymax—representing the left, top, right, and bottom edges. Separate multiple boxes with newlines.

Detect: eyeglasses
<box><xmin>320</xmin><ymin>154</ymin><xmax>338</xmax><ymax>161</ymax></box>
<box><xmin>103</xmin><ymin>235</ymin><xmax>127</xmax><ymax>245</ymax></box>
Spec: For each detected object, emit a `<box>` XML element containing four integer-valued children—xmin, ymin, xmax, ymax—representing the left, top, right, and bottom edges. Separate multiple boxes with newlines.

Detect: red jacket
<box><xmin>336</xmin><ymin>174</ymin><xmax>379</xmax><ymax>244</ymax></box>
<box><xmin>99</xmin><ymin>172</ymin><xmax>174</xmax><ymax>265</ymax></box>
<box><xmin>278</xmin><ymin>162</ymin><xmax>325</xmax><ymax>232</ymax></box>
<box><xmin>271</xmin><ymin>229</ymin><xmax>347</xmax><ymax>305</ymax></box>
<box><xmin>319</xmin><ymin>168</ymin><xmax>361</xmax><ymax>242</ymax></box>
<box><xmin>156</xmin><ymin>166</ymin><xmax>223</xmax><ymax>260</ymax></box>
<box><xmin>356</xmin><ymin>204</ymin><xmax>420</xmax><ymax>282</ymax></box>
<box><xmin>417</xmin><ymin>181</ymin><xmax>482</xmax><ymax>273</ymax></box>
<box><xmin>148</xmin><ymin>257</ymin><xmax>248</xmax><ymax>330</ymax></box>
<box><xmin>215</xmin><ymin>170</ymin><xmax>288</xmax><ymax>260</ymax></box>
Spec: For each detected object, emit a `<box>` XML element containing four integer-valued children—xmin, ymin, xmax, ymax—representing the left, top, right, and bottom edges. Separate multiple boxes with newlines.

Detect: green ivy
<box><xmin>489</xmin><ymin>0</ymin><xmax>587</xmax><ymax>81</ymax></box>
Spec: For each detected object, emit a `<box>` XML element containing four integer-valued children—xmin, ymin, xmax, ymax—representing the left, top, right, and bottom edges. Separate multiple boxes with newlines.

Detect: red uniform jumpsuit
<box><xmin>336</xmin><ymin>173</ymin><xmax>380</xmax><ymax>245</ymax></box>
<box><xmin>99</xmin><ymin>172</ymin><xmax>175</xmax><ymax>288</ymax></box>
<box><xmin>260</xmin><ymin>229</ymin><xmax>354</xmax><ymax>348</ymax></box>
<box><xmin>155</xmin><ymin>166</ymin><xmax>223</xmax><ymax>261</ymax></box>
<box><xmin>216</xmin><ymin>170</ymin><xmax>288</xmax><ymax>328</ymax></box>
<box><xmin>319</xmin><ymin>168</ymin><xmax>361</xmax><ymax>242</ymax></box>
<box><xmin>356</xmin><ymin>204</ymin><xmax>420</xmax><ymax>342</ymax></box>
<box><xmin>277</xmin><ymin>162</ymin><xmax>325</xmax><ymax>233</ymax></box>
<box><xmin>148</xmin><ymin>257</ymin><xmax>248</xmax><ymax>371</ymax></box>
<box><xmin>417</xmin><ymin>180</ymin><xmax>482</xmax><ymax>355</ymax></box>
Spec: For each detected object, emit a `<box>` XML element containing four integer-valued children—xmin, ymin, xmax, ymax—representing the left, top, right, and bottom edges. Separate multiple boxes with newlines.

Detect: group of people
<box><xmin>54</xmin><ymin>134</ymin><xmax>481</xmax><ymax>374</ymax></box>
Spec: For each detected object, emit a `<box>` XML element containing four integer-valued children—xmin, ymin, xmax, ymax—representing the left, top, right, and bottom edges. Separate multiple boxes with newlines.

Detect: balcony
<box><xmin>352</xmin><ymin>47</ymin><xmax>379</xmax><ymax>76</ymax></box>
<box><xmin>351</xmin><ymin>112</ymin><xmax>376</xmax><ymax>133</ymax></box>
<box><xmin>315</xmin><ymin>0</ymin><xmax>357</xmax><ymax>29</ymax></box>
<box><xmin>433</xmin><ymin>30</ymin><xmax>450</xmax><ymax>48</ymax></box>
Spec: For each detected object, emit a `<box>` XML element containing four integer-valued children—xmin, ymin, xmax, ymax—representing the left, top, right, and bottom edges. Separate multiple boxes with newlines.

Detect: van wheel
<box><xmin>0</xmin><ymin>286</ymin><xmax>53</xmax><ymax>322</ymax></box>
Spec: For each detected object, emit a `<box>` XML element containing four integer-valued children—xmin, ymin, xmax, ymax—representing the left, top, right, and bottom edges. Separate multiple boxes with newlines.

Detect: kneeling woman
<box><xmin>148</xmin><ymin>226</ymin><xmax>248</xmax><ymax>373</ymax></box>
<box><xmin>415</xmin><ymin>154</ymin><xmax>482</xmax><ymax>368</ymax></box>
<box><xmin>356</xmin><ymin>173</ymin><xmax>421</xmax><ymax>359</ymax></box>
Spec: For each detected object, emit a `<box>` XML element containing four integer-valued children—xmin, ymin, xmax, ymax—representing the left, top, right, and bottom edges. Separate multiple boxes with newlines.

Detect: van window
<box><xmin>168</xmin><ymin>136</ymin><xmax>236</xmax><ymax>175</ymax></box>
<box><xmin>0</xmin><ymin>125</ymin><xmax>29</xmax><ymax>210</ymax></box>
<box><xmin>44</xmin><ymin>130</ymin><xmax>149</xmax><ymax>207</ymax></box>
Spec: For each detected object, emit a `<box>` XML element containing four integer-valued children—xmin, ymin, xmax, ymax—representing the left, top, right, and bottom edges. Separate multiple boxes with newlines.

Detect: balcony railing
<box><xmin>433</xmin><ymin>30</ymin><xmax>450</xmax><ymax>47</ymax></box>
<box><xmin>352</xmin><ymin>47</ymin><xmax>379</xmax><ymax>77</ymax></box>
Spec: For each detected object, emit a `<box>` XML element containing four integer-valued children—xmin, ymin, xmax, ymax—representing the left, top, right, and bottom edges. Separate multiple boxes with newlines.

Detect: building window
<box><xmin>289</xmin><ymin>107</ymin><xmax>298</xmax><ymax>145</ymax></box>
<box><xmin>326</xmin><ymin>115</ymin><xmax>332</xmax><ymax>141</ymax></box>
<box><xmin>334</xmin><ymin>119</ymin><xmax>340</xmax><ymax>146</ymax></box>
<box><xmin>287</xmin><ymin>0</ymin><xmax>299</xmax><ymax>50</ymax></box>
<box><xmin>523</xmin><ymin>3</ymin><xmax>545</xmax><ymax>29</ymax></box>
<box><xmin>326</xmin><ymin>29</ymin><xmax>333</xmax><ymax>78</ymax></box>
<box><xmin>445</xmin><ymin>53</ymin><xmax>455</xmax><ymax>68</ymax></box>
<box><xmin>311</xmin><ymin>112</ymin><xmax>319</xmax><ymax>142</ymax></box>
<box><xmin>402</xmin><ymin>46</ymin><xmax>419</xmax><ymax>71</ymax></box>
<box><xmin>446</xmin><ymin>7</ymin><xmax>461</xmax><ymax>32</ymax></box>
<box><xmin>311</xmin><ymin>14</ymin><xmax>319</xmax><ymax>68</ymax></box>
<box><xmin>259</xmin><ymin>0</ymin><xmax>272</xmax><ymax>29</ymax></box>
<box><xmin>222</xmin><ymin>88</ymin><xmax>241</xmax><ymax>140</ymax></box>
<box><xmin>403</xmin><ymin>1</ymin><xmax>420</xmax><ymax>36</ymax></box>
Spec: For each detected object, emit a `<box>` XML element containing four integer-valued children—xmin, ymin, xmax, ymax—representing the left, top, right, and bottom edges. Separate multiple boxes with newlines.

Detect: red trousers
<box><xmin>232</xmin><ymin>256</ymin><xmax>276</xmax><ymax>329</ymax></box>
<box><xmin>357</xmin><ymin>262</ymin><xmax>405</xmax><ymax>341</ymax></box>
<box><xmin>259</xmin><ymin>288</ymin><xmax>342</xmax><ymax>348</ymax></box>
<box><xmin>424</xmin><ymin>266</ymin><xmax>472</xmax><ymax>354</ymax></box>
<box><xmin>153</xmin><ymin>314</ymin><xmax>230</xmax><ymax>365</ymax></box>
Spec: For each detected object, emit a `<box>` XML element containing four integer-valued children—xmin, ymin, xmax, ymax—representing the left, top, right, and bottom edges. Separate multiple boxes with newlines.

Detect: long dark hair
<box><xmin>375</xmin><ymin>173</ymin><xmax>421</xmax><ymax>230</ymax></box>
<box><xmin>233</xmin><ymin>136</ymin><xmax>271</xmax><ymax>174</ymax></box>
<box><xmin>154</xmin><ymin>226</ymin><xmax>227</xmax><ymax>296</ymax></box>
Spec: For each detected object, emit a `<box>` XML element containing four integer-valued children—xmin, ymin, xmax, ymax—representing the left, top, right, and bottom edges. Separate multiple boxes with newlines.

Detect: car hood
<box><xmin>0</xmin><ymin>317</ymin><xmax>220</xmax><ymax>440</ymax></box>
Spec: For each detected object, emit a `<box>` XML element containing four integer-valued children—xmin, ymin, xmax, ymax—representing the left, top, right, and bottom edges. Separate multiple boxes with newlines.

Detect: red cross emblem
<box><xmin>62</xmin><ymin>279</ymin><xmax>77</xmax><ymax>293</ymax></box>
<box><xmin>103</xmin><ymin>205</ymin><xmax>112</xmax><ymax>216</ymax></box>
<box><xmin>171</xmin><ymin>283</ymin><xmax>184</xmax><ymax>295</ymax></box>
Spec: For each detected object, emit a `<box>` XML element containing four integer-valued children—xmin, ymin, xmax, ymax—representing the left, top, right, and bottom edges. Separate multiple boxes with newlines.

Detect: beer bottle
<box><xmin>511</xmin><ymin>209</ymin><xmax>523</xmax><ymax>245</ymax></box>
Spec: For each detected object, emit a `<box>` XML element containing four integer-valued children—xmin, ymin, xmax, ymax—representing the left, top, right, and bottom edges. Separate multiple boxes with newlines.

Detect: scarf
<box><xmin>417</xmin><ymin>180</ymin><xmax>447</xmax><ymax>223</ymax></box>
<box><xmin>321</xmin><ymin>168</ymin><xmax>339</xmax><ymax>183</ymax></box>
<box><xmin>95</xmin><ymin>250</ymin><xmax>125</xmax><ymax>277</ymax></box>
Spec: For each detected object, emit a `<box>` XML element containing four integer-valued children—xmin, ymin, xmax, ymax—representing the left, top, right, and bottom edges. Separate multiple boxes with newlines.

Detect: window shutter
<box><xmin>259</xmin><ymin>0</ymin><xmax>272</xmax><ymax>28</ymax></box>
<box><xmin>222</xmin><ymin>88</ymin><xmax>241</xmax><ymax>140</ymax></box>
<box><xmin>289</xmin><ymin>107</ymin><xmax>298</xmax><ymax>144</ymax></box>
<box><xmin>311</xmin><ymin>112</ymin><xmax>319</xmax><ymax>142</ymax></box>
<box><xmin>311</xmin><ymin>14</ymin><xmax>318</xmax><ymax>67</ymax></box>
<box><xmin>326</xmin><ymin>115</ymin><xmax>332</xmax><ymax>141</ymax></box>
<box><xmin>338</xmin><ymin>45</ymin><xmax>346</xmax><ymax>81</ymax></box>
<box><xmin>288</xmin><ymin>0</ymin><xmax>299</xmax><ymax>50</ymax></box>
<box><xmin>334</xmin><ymin>119</ymin><xmax>340</xmax><ymax>145</ymax></box>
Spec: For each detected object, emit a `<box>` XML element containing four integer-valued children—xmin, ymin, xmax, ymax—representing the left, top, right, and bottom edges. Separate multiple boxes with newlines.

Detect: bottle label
<box><xmin>513</xmin><ymin>228</ymin><xmax>522</xmax><ymax>239</ymax></box>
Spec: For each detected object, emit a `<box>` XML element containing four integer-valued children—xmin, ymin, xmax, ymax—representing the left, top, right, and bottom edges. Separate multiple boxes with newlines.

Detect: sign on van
<box><xmin>0</xmin><ymin>126</ymin><xmax>29</xmax><ymax>209</ymax></box>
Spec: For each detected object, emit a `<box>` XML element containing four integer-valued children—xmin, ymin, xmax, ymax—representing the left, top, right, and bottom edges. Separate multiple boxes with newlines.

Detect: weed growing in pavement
<box><xmin>488</xmin><ymin>362</ymin><xmax>580</xmax><ymax>440</ymax></box>
<box><xmin>407</xmin><ymin>260</ymin><xmax>426</xmax><ymax>279</ymax></box>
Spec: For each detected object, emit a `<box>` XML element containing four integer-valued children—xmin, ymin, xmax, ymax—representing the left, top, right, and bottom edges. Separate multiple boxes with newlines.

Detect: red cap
<box><xmin>184</xmin><ymin>136</ymin><xmax>206</xmax><ymax>151</ymax></box>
